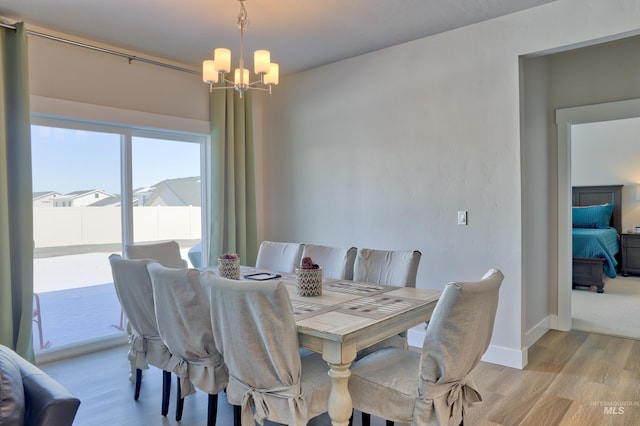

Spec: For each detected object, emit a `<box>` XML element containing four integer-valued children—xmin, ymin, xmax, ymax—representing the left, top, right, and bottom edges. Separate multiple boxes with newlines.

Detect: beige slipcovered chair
<box><xmin>353</xmin><ymin>248</ymin><xmax>422</xmax><ymax>356</ymax></box>
<box><xmin>348</xmin><ymin>269</ymin><xmax>504</xmax><ymax>426</ymax></box>
<box><xmin>353</xmin><ymin>248</ymin><xmax>422</xmax><ymax>288</ymax></box>
<box><xmin>301</xmin><ymin>244</ymin><xmax>357</xmax><ymax>280</ymax></box>
<box><xmin>125</xmin><ymin>240</ymin><xmax>188</xmax><ymax>268</ymax></box>
<box><xmin>119</xmin><ymin>240</ymin><xmax>187</xmax><ymax>330</ymax></box>
<box><xmin>147</xmin><ymin>263</ymin><xmax>228</xmax><ymax>426</ymax></box>
<box><xmin>108</xmin><ymin>254</ymin><xmax>173</xmax><ymax>415</ymax></box>
<box><xmin>203</xmin><ymin>275</ymin><xmax>331</xmax><ymax>426</ymax></box>
<box><xmin>255</xmin><ymin>240</ymin><xmax>304</xmax><ymax>273</ymax></box>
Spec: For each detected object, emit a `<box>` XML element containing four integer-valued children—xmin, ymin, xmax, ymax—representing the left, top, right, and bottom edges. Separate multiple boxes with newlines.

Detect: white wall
<box><xmin>261</xmin><ymin>0</ymin><xmax>640</xmax><ymax>368</ymax></box>
<box><xmin>572</xmin><ymin>117</ymin><xmax>640</xmax><ymax>232</ymax></box>
<box><xmin>26</xmin><ymin>25</ymin><xmax>209</xmax><ymax>126</ymax></box>
<box><xmin>521</xmin><ymin>55</ymin><xmax>551</xmax><ymax>348</ymax></box>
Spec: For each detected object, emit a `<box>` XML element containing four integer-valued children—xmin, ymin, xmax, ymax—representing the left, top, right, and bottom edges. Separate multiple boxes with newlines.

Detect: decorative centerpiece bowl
<box><xmin>218</xmin><ymin>253</ymin><xmax>240</xmax><ymax>280</ymax></box>
<box><xmin>296</xmin><ymin>256</ymin><xmax>322</xmax><ymax>296</ymax></box>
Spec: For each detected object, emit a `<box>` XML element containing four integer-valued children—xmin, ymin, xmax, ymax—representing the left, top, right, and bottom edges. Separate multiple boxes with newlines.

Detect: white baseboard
<box><xmin>407</xmin><ymin>326</ymin><xmax>426</xmax><ymax>349</ymax></box>
<box><xmin>526</xmin><ymin>316</ymin><xmax>550</xmax><ymax>348</ymax></box>
<box><xmin>549</xmin><ymin>314</ymin><xmax>558</xmax><ymax>330</ymax></box>
<box><xmin>408</xmin><ymin>327</ymin><xmax>527</xmax><ymax>370</ymax></box>
<box><xmin>481</xmin><ymin>343</ymin><xmax>527</xmax><ymax>369</ymax></box>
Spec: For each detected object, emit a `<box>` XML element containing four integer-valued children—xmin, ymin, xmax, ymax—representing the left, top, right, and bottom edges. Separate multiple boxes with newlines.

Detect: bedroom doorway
<box><xmin>556</xmin><ymin>98</ymin><xmax>640</xmax><ymax>337</ymax></box>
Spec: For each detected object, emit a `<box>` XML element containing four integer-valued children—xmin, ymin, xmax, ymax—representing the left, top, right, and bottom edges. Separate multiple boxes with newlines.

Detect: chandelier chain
<box><xmin>237</xmin><ymin>1</ymin><xmax>248</xmax><ymax>30</ymax></box>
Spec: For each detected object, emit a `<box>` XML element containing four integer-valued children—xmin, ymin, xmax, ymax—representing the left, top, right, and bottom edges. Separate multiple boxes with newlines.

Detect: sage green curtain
<box><xmin>0</xmin><ymin>22</ymin><xmax>34</xmax><ymax>361</ymax></box>
<box><xmin>207</xmin><ymin>87</ymin><xmax>258</xmax><ymax>267</ymax></box>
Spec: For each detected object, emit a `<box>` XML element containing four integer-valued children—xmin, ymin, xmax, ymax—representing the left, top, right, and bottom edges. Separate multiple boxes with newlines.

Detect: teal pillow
<box><xmin>572</xmin><ymin>203</ymin><xmax>614</xmax><ymax>228</ymax></box>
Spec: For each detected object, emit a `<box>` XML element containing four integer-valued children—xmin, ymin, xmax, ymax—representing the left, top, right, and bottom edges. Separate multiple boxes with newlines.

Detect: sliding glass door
<box><xmin>131</xmin><ymin>134</ymin><xmax>202</xmax><ymax>265</ymax></box>
<box><xmin>31</xmin><ymin>118</ymin><xmax>205</xmax><ymax>358</ymax></box>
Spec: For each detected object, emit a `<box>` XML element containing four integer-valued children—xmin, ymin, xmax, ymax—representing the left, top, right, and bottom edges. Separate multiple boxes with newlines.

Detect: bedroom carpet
<box><xmin>572</xmin><ymin>275</ymin><xmax>640</xmax><ymax>340</ymax></box>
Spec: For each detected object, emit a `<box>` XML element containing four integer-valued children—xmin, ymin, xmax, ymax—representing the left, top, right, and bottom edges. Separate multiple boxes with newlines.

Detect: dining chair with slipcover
<box><xmin>108</xmin><ymin>255</ymin><xmax>173</xmax><ymax>415</ymax></box>
<box><xmin>353</xmin><ymin>248</ymin><xmax>422</xmax><ymax>356</ymax></box>
<box><xmin>348</xmin><ymin>269</ymin><xmax>504</xmax><ymax>426</ymax></box>
<box><xmin>116</xmin><ymin>241</ymin><xmax>188</xmax><ymax>330</ymax></box>
<box><xmin>125</xmin><ymin>240</ymin><xmax>188</xmax><ymax>268</ymax></box>
<box><xmin>147</xmin><ymin>263</ymin><xmax>228</xmax><ymax>426</ymax></box>
<box><xmin>353</xmin><ymin>248</ymin><xmax>422</xmax><ymax>288</ymax></box>
<box><xmin>204</xmin><ymin>275</ymin><xmax>331</xmax><ymax>426</ymax></box>
<box><xmin>301</xmin><ymin>244</ymin><xmax>357</xmax><ymax>280</ymax></box>
<box><xmin>255</xmin><ymin>240</ymin><xmax>304</xmax><ymax>273</ymax></box>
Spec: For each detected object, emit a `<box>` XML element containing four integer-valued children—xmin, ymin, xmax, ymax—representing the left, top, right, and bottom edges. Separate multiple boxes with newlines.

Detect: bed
<box><xmin>572</xmin><ymin>185</ymin><xmax>623</xmax><ymax>293</ymax></box>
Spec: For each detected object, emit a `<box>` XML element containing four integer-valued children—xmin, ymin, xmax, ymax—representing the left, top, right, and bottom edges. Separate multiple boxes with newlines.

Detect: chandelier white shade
<box><xmin>202</xmin><ymin>0</ymin><xmax>279</xmax><ymax>97</ymax></box>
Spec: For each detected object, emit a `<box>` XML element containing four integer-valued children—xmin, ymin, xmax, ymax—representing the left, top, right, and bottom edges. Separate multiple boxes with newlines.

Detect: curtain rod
<box><xmin>0</xmin><ymin>22</ymin><xmax>199</xmax><ymax>76</ymax></box>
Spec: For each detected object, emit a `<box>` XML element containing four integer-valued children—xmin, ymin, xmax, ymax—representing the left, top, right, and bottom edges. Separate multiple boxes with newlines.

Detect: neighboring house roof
<box><xmin>64</xmin><ymin>190</ymin><xmax>93</xmax><ymax>196</ymax></box>
<box><xmin>89</xmin><ymin>195</ymin><xmax>142</xmax><ymax>207</ymax></box>
<box><xmin>59</xmin><ymin>189</ymin><xmax>114</xmax><ymax>199</ymax></box>
<box><xmin>33</xmin><ymin>179</ymin><xmax>200</xmax><ymax>207</ymax></box>
<box><xmin>50</xmin><ymin>189</ymin><xmax>116</xmax><ymax>207</ymax></box>
<box><xmin>33</xmin><ymin>191</ymin><xmax>64</xmax><ymax>208</ymax></box>
<box><xmin>33</xmin><ymin>191</ymin><xmax>62</xmax><ymax>201</ymax></box>
<box><xmin>145</xmin><ymin>176</ymin><xmax>201</xmax><ymax>207</ymax></box>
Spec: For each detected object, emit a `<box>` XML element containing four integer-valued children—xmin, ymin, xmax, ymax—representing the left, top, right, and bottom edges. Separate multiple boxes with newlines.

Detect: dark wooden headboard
<box><xmin>572</xmin><ymin>185</ymin><xmax>623</xmax><ymax>234</ymax></box>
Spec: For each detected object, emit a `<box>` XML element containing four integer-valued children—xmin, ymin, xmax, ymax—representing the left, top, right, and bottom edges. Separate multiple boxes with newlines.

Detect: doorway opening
<box><xmin>555</xmin><ymin>98</ymin><xmax>640</xmax><ymax>333</ymax></box>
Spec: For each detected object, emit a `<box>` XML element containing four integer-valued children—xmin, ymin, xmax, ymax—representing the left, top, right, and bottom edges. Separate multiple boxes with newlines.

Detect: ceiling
<box><xmin>0</xmin><ymin>0</ymin><xmax>556</xmax><ymax>75</ymax></box>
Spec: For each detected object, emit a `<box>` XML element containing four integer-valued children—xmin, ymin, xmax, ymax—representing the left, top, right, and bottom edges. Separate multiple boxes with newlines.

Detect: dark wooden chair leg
<box><xmin>207</xmin><ymin>393</ymin><xmax>218</xmax><ymax>426</ymax></box>
<box><xmin>134</xmin><ymin>368</ymin><xmax>142</xmax><ymax>400</ymax></box>
<box><xmin>161</xmin><ymin>370</ymin><xmax>171</xmax><ymax>416</ymax></box>
<box><xmin>362</xmin><ymin>412</ymin><xmax>371</xmax><ymax>426</ymax></box>
<box><xmin>176</xmin><ymin>377</ymin><xmax>184</xmax><ymax>421</ymax></box>
<box><xmin>233</xmin><ymin>405</ymin><xmax>241</xmax><ymax>426</ymax></box>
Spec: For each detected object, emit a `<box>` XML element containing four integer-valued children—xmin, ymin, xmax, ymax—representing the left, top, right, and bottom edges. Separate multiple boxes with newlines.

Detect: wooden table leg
<box><xmin>327</xmin><ymin>361</ymin><xmax>353</xmax><ymax>426</ymax></box>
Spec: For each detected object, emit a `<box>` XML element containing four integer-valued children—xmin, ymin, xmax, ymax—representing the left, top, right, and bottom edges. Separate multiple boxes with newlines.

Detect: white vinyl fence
<box><xmin>34</xmin><ymin>206</ymin><xmax>201</xmax><ymax>248</ymax></box>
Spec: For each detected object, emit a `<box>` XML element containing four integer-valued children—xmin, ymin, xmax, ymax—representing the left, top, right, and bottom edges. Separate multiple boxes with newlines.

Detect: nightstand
<box><xmin>621</xmin><ymin>233</ymin><xmax>640</xmax><ymax>276</ymax></box>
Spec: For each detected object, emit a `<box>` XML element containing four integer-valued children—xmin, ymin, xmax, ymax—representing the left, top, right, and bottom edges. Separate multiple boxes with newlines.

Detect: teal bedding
<box><xmin>572</xmin><ymin>227</ymin><xmax>620</xmax><ymax>278</ymax></box>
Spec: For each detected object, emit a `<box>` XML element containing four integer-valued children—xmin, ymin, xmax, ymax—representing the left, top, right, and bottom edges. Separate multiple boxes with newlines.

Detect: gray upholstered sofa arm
<box><xmin>0</xmin><ymin>345</ymin><xmax>80</xmax><ymax>426</ymax></box>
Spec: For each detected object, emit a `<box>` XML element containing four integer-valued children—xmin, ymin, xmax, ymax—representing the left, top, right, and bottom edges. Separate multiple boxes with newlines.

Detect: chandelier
<box><xmin>202</xmin><ymin>0</ymin><xmax>279</xmax><ymax>97</ymax></box>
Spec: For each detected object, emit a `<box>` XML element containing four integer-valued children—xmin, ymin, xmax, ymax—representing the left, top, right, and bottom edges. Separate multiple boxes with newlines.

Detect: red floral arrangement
<box><xmin>300</xmin><ymin>256</ymin><xmax>320</xmax><ymax>270</ymax></box>
<box><xmin>219</xmin><ymin>252</ymin><xmax>239</xmax><ymax>260</ymax></box>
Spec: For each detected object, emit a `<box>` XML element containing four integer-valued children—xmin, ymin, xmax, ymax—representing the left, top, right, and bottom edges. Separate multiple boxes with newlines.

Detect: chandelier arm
<box><xmin>210</xmin><ymin>85</ymin><xmax>270</xmax><ymax>93</ymax></box>
<box><xmin>219</xmin><ymin>76</ymin><xmax>266</xmax><ymax>87</ymax></box>
<box><xmin>219</xmin><ymin>76</ymin><xmax>269</xmax><ymax>89</ymax></box>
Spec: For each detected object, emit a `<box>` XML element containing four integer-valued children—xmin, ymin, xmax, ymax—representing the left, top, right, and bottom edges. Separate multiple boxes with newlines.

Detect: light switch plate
<box><xmin>457</xmin><ymin>210</ymin><xmax>467</xmax><ymax>226</ymax></box>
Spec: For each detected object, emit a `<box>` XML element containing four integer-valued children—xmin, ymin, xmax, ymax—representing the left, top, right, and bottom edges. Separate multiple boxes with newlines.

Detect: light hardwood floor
<box><xmin>41</xmin><ymin>329</ymin><xmax>640</xmax><ymax>425</ymax></box>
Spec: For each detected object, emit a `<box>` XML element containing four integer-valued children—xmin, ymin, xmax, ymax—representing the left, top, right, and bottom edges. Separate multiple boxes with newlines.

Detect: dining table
<box><xmin>215</xmin><ymin>265</ymin><xmax>441</xmax><ymax>426</ymax></box>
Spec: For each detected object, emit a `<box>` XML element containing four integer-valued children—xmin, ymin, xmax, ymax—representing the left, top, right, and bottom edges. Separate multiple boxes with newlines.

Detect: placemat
<box><xmin>290</xmin><ymin>299</ymin><xmax>337</xmax><ymax>320</ymax></box>
<box><xmin>335</xmin><ymin>294</ymin><xmax>424</xmax><ymax>319</ymax></box>
<box><xmin>323</xmin><ymin>280</ymin><xmax>392</xmax><ymax>296</ymax></box>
